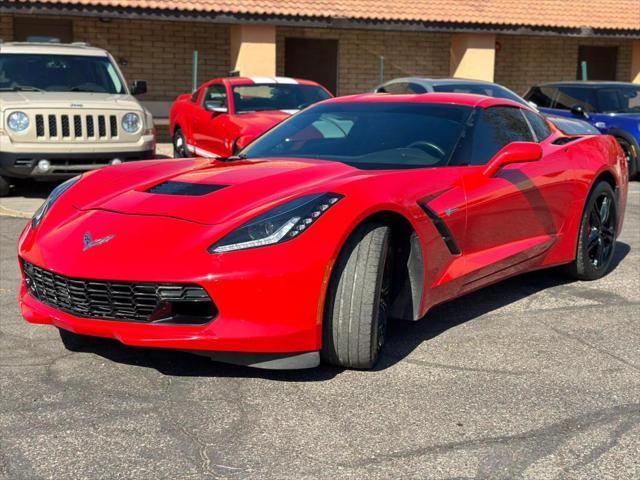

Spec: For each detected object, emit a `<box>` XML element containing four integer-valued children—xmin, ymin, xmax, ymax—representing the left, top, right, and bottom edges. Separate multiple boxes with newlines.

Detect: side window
<box><xmin>379</xmin><ymin>82</ymin><xmax>426</xmax><ymax>94</ymax></box>
<box><xmin>202</xmin><ymin>84</ymin><xmax>227</xmax><ymax>107</ymax></box>
<box><xmin>523</xmin><ymin>110</ymin><xmax>552</xmax><ymax>142</ymax></box>
<box><xmin>525</xmin><ymin>86</ymin><xmax>556</xmax><ymax>108</ymax></box>
<box><xmin>554</xmin><ymin>86</ymin><xmax>596</xmax><ymax>111</ymax></box>
<box><xmin>190</xmin><ymin>88</ymin><xmax>200</xmax><ymax>103</ymax></box>
<box><xmin>468</xmin><ymin>107</ymin><xmax>534</xmax><ymax>165</ymax></box>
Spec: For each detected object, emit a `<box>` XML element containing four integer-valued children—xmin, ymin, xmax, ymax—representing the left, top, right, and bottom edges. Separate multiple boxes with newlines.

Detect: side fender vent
<box><xmin>552</xmin><ymin>137</ymin><xmax>579</xmax><ymax>146</ymax></box>
<box><xmin>146</xmin><ymin>181</ymin><xmax>227</xmax><ymax>196</ymax></box>
<box><xmin>418</xmin><ymin>203</ymin><xmax>462</xmax><ymax>255</ymax></box>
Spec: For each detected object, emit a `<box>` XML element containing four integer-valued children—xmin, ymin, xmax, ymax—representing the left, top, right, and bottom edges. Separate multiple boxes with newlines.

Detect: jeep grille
<box><xmin>35</xmin><ymin>113</ymin><xmax>119</xmax><ymax>141</ymax></box>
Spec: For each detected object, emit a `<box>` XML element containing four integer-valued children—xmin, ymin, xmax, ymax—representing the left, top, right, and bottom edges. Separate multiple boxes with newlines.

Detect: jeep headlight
<box><xmin>121</xmin><ymin>112</ymin><xmax>141</xmax><ymax>133</ymax></box>
<box><xmin>7</xmin><ymin>111</ymin><xmax>29</xmax><ymax>133</ymax></box>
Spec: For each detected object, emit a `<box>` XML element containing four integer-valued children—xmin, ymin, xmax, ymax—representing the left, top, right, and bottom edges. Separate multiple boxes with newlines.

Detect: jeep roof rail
<box><xmin>26</xmin><ymin>36</ymin><xmax>61</xmax><ymax>43</ymax></box>
<box><xmin>71</xmin><ymin>41</ymin><xmax>90</xmax><ymax>47</ymax></box>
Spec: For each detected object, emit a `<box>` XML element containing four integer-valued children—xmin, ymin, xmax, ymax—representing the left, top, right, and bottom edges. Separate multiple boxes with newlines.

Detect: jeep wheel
<box><xmin>0</xmin><ymin>176</ymin><xmax>10</xmax><ymax>197</ymax></box>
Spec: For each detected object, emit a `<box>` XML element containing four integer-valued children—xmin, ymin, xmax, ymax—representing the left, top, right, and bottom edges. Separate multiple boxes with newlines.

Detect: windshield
<box><xmin>241</xmin><ymin>102</ymin><xmax>473</xmax><ymax>170</ymax></box>
<box><xmin>0</xmin><ymin>53</ymin><xmax>126</xmax><ymax>94</ymax></box>
<box><xmin>232</xmin><ymin>84</ymin><xmax>331</xmax><ymax>113</ymax></box>
<box><xmin>595</xmin><ymin>86</ymin><xmax>640</xmax><ymax>114</ymax></box>
<box><xmin>433</xmin><ymin>83</ymin><xmax>528</xmax><ymax>106</ymax></box>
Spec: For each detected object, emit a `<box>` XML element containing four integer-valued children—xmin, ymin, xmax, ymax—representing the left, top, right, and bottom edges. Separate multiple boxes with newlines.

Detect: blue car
<box><xmin>525</xmin><ymin>81</ymin><xmax>640</xmax><ymax>179</ymax></box>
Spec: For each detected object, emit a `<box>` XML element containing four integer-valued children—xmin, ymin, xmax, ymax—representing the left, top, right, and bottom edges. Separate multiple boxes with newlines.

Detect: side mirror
<box><xmin>131</xmin><ymin>80</ymin><xmax>147</xmax><ymax>96</ymax></box>
<box><xmin>483</xmin><ymin>142</ymin><xmax>543</xmax><ymax>177</ymax></box>
<box><xmin>204</xmin><ymin>100</ymin><xmax>228</xmax><ymax>114</ymax></box>
<box><xmin>570</xmin><ymin>104</ymin><xmax>588</xmax><ymax>118</ymax></box>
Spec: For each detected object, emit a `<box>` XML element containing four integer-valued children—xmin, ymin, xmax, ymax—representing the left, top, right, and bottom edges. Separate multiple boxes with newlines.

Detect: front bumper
<box><xmin>0</xmin><ymin>149</ymin><xmax>155</xmax><ymax>179</ymax></box>
<box><xmin>18</xmin><ymin>210</ymin><xmax>333</xmax><ymax>368</ymax></box>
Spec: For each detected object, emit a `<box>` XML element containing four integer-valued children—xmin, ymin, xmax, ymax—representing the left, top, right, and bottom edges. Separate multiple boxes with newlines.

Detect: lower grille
<box><xmin>22</xmin><ymin>260</ymin><xmax>217</xmax><ymax>325</ymax></box>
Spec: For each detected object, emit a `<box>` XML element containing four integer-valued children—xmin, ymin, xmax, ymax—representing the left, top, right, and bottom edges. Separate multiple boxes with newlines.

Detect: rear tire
<box><xmin>0</xmin><ymin>176</ymin><xmax>10</xmax><ymax>197</ymax></box>
<box><xmin>322</xmin><ymin>223</ymin><xmax>392</xmax><ymax>369</ymax></box>
<box><xmin>173</xmin><ymin>128</ymin><xmax>190</xmax><ymax>158</ymax></box>
<box><xmin>566</xmin><ymin>181</ymin><xmax>618</xmax><ymax>281</ymax></box>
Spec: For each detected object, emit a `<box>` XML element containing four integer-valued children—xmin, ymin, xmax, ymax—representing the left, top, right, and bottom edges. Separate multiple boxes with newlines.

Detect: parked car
<box><xmin>0</xmin><ymin>40</ymin><xmax>155</xmax><ymax>196</ymax></box>
<box><xmin>375</xmin><ymin>77</ymin><xmax>599</xmax><ymax>136</ymax></box>
<box><xmin>20</xmin><ymin>93</ymin><xmax>627</xmax><ymax>369</ymax></box>
<box><xmin>525</xmin><ymin>81</ymin><xmax>640</xmax><ymax>178</ymax></box>
<box><xmin>170</xmin><ymin>76</ymin><xmax>332</xmax><ymax>159</ymax></box>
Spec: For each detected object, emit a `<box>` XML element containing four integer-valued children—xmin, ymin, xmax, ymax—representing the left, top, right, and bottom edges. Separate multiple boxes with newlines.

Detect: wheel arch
<box><xmin>328</xmin><ymin>209</ymin><xmax>425</xmax><ymax>322</ymax></box>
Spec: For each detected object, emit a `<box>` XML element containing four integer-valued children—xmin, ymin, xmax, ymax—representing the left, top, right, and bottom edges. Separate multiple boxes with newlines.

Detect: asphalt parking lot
<box><xmin>0</xmin><ymin>180</ymin><xmax>638</xmax><ymax>480</ymax></box>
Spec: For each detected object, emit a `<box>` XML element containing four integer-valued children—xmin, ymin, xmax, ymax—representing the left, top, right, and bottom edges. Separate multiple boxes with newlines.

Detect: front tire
<box><xmin>173</xmin><ymin>128</ymin><xmax>190</xmax><ymax>158</ymax></box>
<box><xmin>322</xmin><ymin>223</ymin><xmax>392</xmax><ymax>369</ymax></box>
<box><xmin>0</xmin><ymin>176</ymin><xmax>10</xmax><ymax>197</ymax></box>
<box><xmin>566</xmin><ymin>181</ymin><xmax>618</xmax><ymax>280</ymax></box>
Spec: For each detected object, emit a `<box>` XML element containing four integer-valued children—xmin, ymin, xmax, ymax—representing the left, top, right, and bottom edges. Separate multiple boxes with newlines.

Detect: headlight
<box><xmin>209</xmin><ymin>193</ymin><xmax>343</xmax><ymax>253</ymax></box>
<box><xmin>7</xmin><ymin>112</ymin><xmax>29</xmax><ymax>133</ymax></box>
<box><xmin>121</xmin><ymin>112</ymin><xmax>141</xmax><ymax>133</ymax></box>
<box><xmin>32</xmin><ymin>176</ymin><xmax>81</xmax><ymax>229</ymax></box>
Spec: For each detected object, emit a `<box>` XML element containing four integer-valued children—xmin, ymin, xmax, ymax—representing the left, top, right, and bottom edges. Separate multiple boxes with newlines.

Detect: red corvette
<box><xmin>19</xmin><ymin>93</ymin><xmax>628</xmax><ymax>369</ymax></box>
<box><xmin>169</xmin><ymin>76</ymin><xmax>332</xmax><ymax>159</ymax></box>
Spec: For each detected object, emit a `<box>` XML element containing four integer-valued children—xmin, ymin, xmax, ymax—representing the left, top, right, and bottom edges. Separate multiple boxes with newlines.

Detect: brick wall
<box><xmin>4</xmin><ymin>14</ymin><xmax>230</xmax><ymax>101</ymax></box>
<box><xmin>495</xmin><ymin>35</ymin><xmax>633</xmax><ymax>95</ymax></box>
<box><xmin>276</xmin><ymin>27</ymin><xmax>451</xmax><ymax>95</ymax></box>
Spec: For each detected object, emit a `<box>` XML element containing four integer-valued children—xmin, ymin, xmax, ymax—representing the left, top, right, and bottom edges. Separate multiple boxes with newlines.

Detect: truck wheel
<box><xmin>566</xmin><ymin>181</ymin><xmax>618</xmax><ymax>281</ymax></box>
<box><xmin>322</xmin><ymin>223</ymin><xmax>392</xmax><ymax>369</ymax></box>
<box><xmin>173</xmin><ymin>128</ymin><xmax>190</xmax><ymax>158</ymax></box>
<box><xmin>0</xmin><ymin>176</ymin><xmax>10</xmax><ymax>197</ymax></box>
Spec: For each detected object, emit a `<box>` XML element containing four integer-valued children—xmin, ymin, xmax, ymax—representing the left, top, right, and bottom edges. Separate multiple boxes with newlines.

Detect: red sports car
<box><xmin>19</xmin><ymin>93</ymin><xmax>628</xmax><ymax>370</ymax></box>
<box><xmin>169</xmin><ymin>76</ymin><xmax>332</xmax><ymax>159</ymax></box>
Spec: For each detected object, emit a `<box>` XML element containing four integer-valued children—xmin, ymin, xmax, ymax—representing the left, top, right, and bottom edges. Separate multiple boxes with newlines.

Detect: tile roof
<box><xmin>6</xmin><ymin>0</ymin><xmax>640</xmax><ymax>31</ymax></box>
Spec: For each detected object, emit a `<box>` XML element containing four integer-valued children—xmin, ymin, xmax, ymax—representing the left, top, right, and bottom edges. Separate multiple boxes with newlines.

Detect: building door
<box><xmin>13</xmin><ymin>17</ymin><xmax>73</xmax><ymax>43</ymax></box>
<box><xmin>577</xmin><ymin>46</ymin><xmax>617</xmax><ymax>81</ymax></box>
<box><xmin>285</xmin><ymin>38</ymin><xmax>338</xmax><ymax>95</ymax></box>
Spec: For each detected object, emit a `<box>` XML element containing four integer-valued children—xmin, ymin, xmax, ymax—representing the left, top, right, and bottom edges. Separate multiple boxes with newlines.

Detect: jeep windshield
<box><xmin>241</xmin><ymin>102</ymin><xmax>473</xmax><ymax>170</ymax></box>
<box><xmin>232</xmin><ymin>84</ymin><xmax>331</xmax><ymax>113</ymax></box>
<box><xmin>0</xmin><ymin>54</ymin><xmax>126</xmax><ymax>94</ymax></box>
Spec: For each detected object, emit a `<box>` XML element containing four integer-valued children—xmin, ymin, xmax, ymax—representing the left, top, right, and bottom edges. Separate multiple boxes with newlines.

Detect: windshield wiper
<box><xmin>224</xmin><ymin>153</ymin><xmax>247</xmax><ymax>161</ymax></box>
<box><xmin>70</xmin><ymin>87</ymin><xmax>103</xmax><ymax>93</ymax></box>
<box><xmin>0</xmin><ymin>85</ymin><xmax>45</xmax><ymax>92</ymax></box>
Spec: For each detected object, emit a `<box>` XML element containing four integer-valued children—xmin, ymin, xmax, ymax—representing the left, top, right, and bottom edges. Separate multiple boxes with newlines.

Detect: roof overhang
<box><xmin>1</xmin><ymin>2</ymin><xmax>640</xmax><ymax>39</ymax></box>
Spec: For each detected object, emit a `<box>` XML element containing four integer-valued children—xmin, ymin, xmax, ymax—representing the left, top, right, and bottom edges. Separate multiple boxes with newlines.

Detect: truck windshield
<box><xmin>232</xmin><ymin>84</ymin><xmax>331</xmax><ymax>113</ymax></box>
<box><xmin>241</xmin><ymin>102</ymin><xmax>473</xmax><ymax>170</ymax></box>
<box><xmin>0</xmin><ymin>53</ymin><xmax>125</xmax><ymax>94</ymax></box>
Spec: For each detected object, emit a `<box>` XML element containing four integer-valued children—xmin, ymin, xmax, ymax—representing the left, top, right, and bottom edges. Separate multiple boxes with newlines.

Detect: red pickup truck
<box><xmin>169</xmin><ymin>76</ymin><xmax>332</xmax><ymax>158</ymax></box>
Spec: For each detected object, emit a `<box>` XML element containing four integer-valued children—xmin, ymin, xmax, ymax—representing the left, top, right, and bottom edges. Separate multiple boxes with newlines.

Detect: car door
<box><xmin>456</xmin><ymin>106</ymin><xmax>558</xmax><ymax>290</ymax></box>
<box><xmin>192</xmin><ymin>83</ymin><xmax>232</xmax><ymax>157</ymax></box>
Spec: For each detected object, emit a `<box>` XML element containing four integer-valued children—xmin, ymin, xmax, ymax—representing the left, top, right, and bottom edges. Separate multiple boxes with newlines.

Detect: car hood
<box><xmin>0</xmin><ymin>91</ymin><xmax>143</xmax><ymax>111</ymax></box>
<box><xmin>73</xmin><ymin>158</ymin><xmax>363</xmax><ymax>225</ymax></box>
<box><xmin>234</xmin><ymin>110</ymin><xmax>294</xmax><ymax>132</ymax></box>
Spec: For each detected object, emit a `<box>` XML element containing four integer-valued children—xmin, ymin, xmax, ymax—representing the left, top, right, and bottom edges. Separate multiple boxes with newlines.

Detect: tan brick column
<box><xmin>631</xmin><ymin>40</ymin><xmax>640</xmax><ymax>84</ymax></box>
<box><xmin>230</xmin><ymin>24</ymin><xmax>276</xmax><ymax>77</ymax></box>
<box><xmin>449</xmin><ymin>33</ymin><xmax>496</xmax><ymax>82</ymax></box>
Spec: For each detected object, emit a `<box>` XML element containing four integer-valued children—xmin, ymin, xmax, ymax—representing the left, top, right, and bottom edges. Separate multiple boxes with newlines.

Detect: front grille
<box><xmin>22</xmin><ymin>260</ymin><xmax>216</xmax><ymax>324</ymax></box>
<box><xmin>31</xmin><ymin>112</ymin><xmax>125</xmax><ymax>142</ymax></box>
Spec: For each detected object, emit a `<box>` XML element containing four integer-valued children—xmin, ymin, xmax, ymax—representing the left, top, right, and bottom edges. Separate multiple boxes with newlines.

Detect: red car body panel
<box><xmin>169</xmin><ymin>76</ymin><xmax>332</xmax><ymax>158</ymax></box>
<box><xmin>19</xmin><ymin>93</ymin><xmax>628</xmax><ymax>366</ymax></box>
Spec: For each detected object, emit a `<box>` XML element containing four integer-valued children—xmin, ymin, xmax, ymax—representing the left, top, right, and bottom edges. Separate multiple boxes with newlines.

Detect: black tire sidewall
<box><xmin>574</xmin><ymin>181</ymin><xmax>617</xmax><ymax>280</ymax></box>
<box><xmin>0</xmin><ymin>176</ymin><xmax>10</xmax><ymax>197</ymax></box>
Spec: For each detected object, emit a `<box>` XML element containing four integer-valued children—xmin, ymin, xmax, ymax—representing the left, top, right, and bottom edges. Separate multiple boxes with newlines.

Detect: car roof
<box><xmin>327</xmin><ymin>92</ymin><xmax>529</xmax><ymax>109</ymax></box>
<box><xmin>380</xmin><ymin>77</ymin><xmax>502</xmax><ymax>87</ymax></box>
<box><xmin>537</xmin><ymin>81</ymin><xmax>638</xmax><ymax>88</ymax></box>
<box><xmin>0</xmin><ymin>41</ymin><xmax>108</xmax><ymax>57</ymax></box>
<box><xmin>219</xmin><ymin>76</ymin><xmax>322</xmax><ymax>87</ymax></box>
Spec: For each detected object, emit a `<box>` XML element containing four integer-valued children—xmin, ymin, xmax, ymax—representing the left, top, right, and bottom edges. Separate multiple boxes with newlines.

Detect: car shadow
<box><xmin>76</xmin><ymin>241</ymin><xmax>631</xmax><ymax>380</ymax></box>
<box><xmin>10</xmin><ymin>180</ymin><xmax>60</xmax><ymax>199</ymax></box>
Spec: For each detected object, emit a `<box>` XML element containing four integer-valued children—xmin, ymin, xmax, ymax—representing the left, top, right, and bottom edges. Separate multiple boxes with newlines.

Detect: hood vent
<box><xmin>146</xmin><ymin>181</ymin><xmax>227</xmax><ymax>196</ymax></box>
